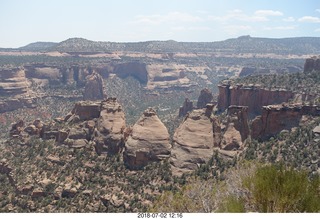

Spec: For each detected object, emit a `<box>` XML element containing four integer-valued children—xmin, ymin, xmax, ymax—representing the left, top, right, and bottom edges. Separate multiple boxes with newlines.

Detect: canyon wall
<box><xmin>251</xmin><ymin>104</ymin><xmax>320</xmax><ymax>140</ymax></box>
<box><xmin>0</xmin><ymin>67</ymin><xmax>29</xmax><ymax>96</ymax></box>
<box><xmin>217</xmin><ymin>83</ymin><xmax>294</xmax><ymax>115</ymax></box>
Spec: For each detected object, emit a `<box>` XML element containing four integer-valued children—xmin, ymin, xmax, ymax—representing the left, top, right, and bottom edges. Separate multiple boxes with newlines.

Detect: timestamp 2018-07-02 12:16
<box><xmin>137</xmin><ymin>213</ymin><xmax>183</xmax><ymax>218</ymax></box>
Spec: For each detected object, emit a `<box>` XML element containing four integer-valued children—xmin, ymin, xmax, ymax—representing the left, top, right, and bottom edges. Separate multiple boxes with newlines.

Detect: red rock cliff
<box><xmin>218</xmin><ymin>83</ymin><xmax>294</xmax><ymax>115</ymax></box>
<box><xmin>251</xmin><ymin>104</ymin><xmax>320</xmax><ymax>140</ymax></box>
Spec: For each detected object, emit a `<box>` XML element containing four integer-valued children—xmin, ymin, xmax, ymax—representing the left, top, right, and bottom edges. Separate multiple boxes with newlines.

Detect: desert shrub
<box><xmin>243</xmin><ymin>164</ymin><xmax>320</xmax><ymax>212</ymax></box>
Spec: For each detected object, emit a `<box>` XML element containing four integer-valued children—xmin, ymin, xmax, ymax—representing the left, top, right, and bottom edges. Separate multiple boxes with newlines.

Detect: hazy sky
<box><xmin>0</xmin><ymin>0</ymin><xmax>319</xmax><ymax>47</ymax></box>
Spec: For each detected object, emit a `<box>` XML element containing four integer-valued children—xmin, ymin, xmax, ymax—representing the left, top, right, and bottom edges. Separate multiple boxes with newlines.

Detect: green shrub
<box><xmin>244</xmin><ymin>164</ymin><xmax>320</xmax><ymax>212</ymax></box>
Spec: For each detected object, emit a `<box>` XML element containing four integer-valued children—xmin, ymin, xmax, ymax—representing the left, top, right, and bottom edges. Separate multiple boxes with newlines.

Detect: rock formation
<box><xmin>95</xmin><ymin>98</ymin><xmax>126</xmax><ymax>155</ymax></box>
<box><xmin>217</xmin><ymin>82</ymin><xmax>294</xmax><ymax>115</ymax></box>
<box><xmin>197</xmin><ymin>88</ymin><xmax>213</xmax><ymax>109</ymax></box>
<box><xmin>0</xmin><ymin>67</ymin><xmax>29</xmax><ymax>96</ymax></box>
<box><xmin>113</xmin><ymin>62</ymin><xmax>148</xmax><ymax>84</ymax></box>
<box><xmin>304</xmin><ymin>56</ymin><xmax>320</xmax><ymax>73</ymax></box>
<box><xmin>178</xmin><ymin>98</ymin><xmax>193</xmax><ymax>117</ymax></box>
<box><xmin>170</xmin><ymin>105</ymin><xmax>215</xmax><ymax>176</ymax></box>
<box><xmin>65</xmin><ymin>101</ymin><xmax>101</xmax><ymax>122</ymax></box>
<box><xmin>251</xmin><ymin>104</ymin><xmax>320</xmax><ymax>140</ymax></box>
<box><xmin>220</xmin><ymin>106</ymin><xmax>249</xmax><ymax>150</ymax></box>
<box><xmin>83</xmin><ymin>72</ymin><xmax>105</xmax><ymax>100</ymax></box>
<box><xmin>123</xmin><ymin>108</ymin><xmax>171</xmax><ymax>169</ymax></box>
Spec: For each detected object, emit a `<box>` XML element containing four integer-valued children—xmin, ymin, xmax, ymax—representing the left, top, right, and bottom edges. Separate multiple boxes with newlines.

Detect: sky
<box><xmin>0</xmin><ymin>0</ymin><xmax>319</xmax><ymax>48</ymax></box>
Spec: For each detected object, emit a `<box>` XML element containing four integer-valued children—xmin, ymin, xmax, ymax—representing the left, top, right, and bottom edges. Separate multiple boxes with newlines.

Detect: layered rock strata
<box><xmin>123</xmin><ymin>108</ymin><xmax>171</xmax><ymax>169</ymax></box>
<box><xmin>95</xmin><ymin>98</ymin><xmax>126</xmax><ymax>155</ymax></box>
<box><xmin>251</xmin><ymin>104</ymin><xmax>320</xmax><ymax>140</ymax></box>
<box><xmin>0</xmin><ymin>67</ymin><xmax>29</xmax><ymax>96</ymax></box>
<box><xmin>170</xmin><ymin>105</ymin><xmax>215</xmax><ymax>176</ymax></box>
<box><xmin>217</xmin><ymin>82</ymin><xmax>294</xmax><ymax>115</ymax></box>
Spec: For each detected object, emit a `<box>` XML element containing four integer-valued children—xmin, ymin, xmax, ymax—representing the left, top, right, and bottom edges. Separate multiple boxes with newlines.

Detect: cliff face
<box><xmin>251</xmin><ymin>104</ymin><xmax>320</xmax><ymax>140</ymax></box>
<box><xmin>25</xmin><ymin>64</ymin><xmax>92</xmax><ymax>86</ymax></box>
<box><xmin>113</xmin><ymin>62</ymin><xmax>148</xmax><ymax>84</ymax></box>
<box><xmin>197</xmin><ymin>88</ymin><xmax>213</xmax><ymax>109</ymax></box>
<box><xmin>304</xmin><ymin>56</ymin><xmax>320</xmax><ymax>73</ymax></box>
<box><xmin>218</xmin><ymin>83</ymin><xmax>294</xmax><ymax>115</ymax></box>
<box><xmin>0</xmin><ymin>67</ymin><xmax>36</xmax><ymax>113</ymax></box>
<box><xmin>0</xmin><ymin>68</ymin><xmax>29</xmax><ymax>96</ymax></box>
<box><xmin>83</xmin><ymin>73</ymin><xmax>105</xmax><ymax>100</ymax></box>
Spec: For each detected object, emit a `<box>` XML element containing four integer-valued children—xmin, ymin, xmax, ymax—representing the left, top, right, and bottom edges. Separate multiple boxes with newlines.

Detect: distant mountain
<box><xmin>19</xmin><ymin>42</ymin><xmax>58</xmax><ymax>52</ymax></box>
<box><xmin>3</xmin><ymin>35</ymin><xmax>320</xmax><ymax>54</ymax></box>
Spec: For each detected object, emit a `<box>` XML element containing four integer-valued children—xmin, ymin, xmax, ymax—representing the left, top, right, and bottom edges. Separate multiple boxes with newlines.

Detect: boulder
<box><xmin>95</xmin><ymin>98</ymin><xmax>126</xmax><ymax>155</ymax></box>
<box><xmin>31</xmin><ymin>188</ymin><xmax>46</xmax><ymax>198</ymax></box>
<box><xmin>313</xmin><ymin>125</ymin><xmax>320</xmax><ymax>135</ymax></box>
<box><xmin>9</xmin><ymin>120</ymin><xmax>24</xmax><ymax>136</ymax></box>
<box><xmin>123</xmin><ymin>108</ymin><xmax>171</xmax><ymax>169</ymax></box>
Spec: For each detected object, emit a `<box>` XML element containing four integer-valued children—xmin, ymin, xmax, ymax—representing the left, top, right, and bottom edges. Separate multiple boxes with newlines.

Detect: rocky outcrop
<box><xmin>94</xmin><ymin>98</ymin><xmax>126</xmax><ymax>155</ymax></box>
<box><xmin>251</xmin><ymin>104</ymin><xmax>320</xmax><ymax>140</ymax></box>
<box><xmin>304</xmin><ymin>56</ymin><xmax>320</xmax><ymax>73</ymax></box>
<box><xmin>123</xmin><ymin>108</ymin><xmax>171</xmax><ymax>169</ymax></box>
<box><xmin>9</xmin><ymin>120</ymin><xmax>25</xmax><ymax>137</ymax></box>
<box><xmin>217</xmin><ymin>82</ymin><xmax>294</xmax><ymax>115</ymax></box>
<box><xmin>178</xmin><ymin>98</ymin><xmax>193</xmax><ymax>117</ymax></box>
<box><xmin>197</xmin><ymin>88</ymin><xmax>213</xmax><ymax>109</ymax></box>
<box><xmin>227</xmin><ymin>106</ymin><xmax>250</xmax><ymax>141</ymax></box>
<box><xmin>170</xmin><ymin>105</ymin><xmax>215</xmax><ymax>176</ymax></box>
<box><xmin>220</xmin><ymin>106</ymin><xmax>249</xmax><ymax>150</ymax></box>
<box><xmin>0</xmin><ymin>67</ymin><xmax>29</xmax><ymax>96</ymax></box>
<box><xmin>83</xmin><ymin>73</ymin><xmax>105</xmax><ymax>100</ymax></box>
<box><xmin>24</xmin><ymin>64</ymin><xmax>92</xmax><ymax>86</ymax></box>
<box><xmin>0</xmin><ymin>97</ymin><xmax>36</xmax><ymax>113</ymax></box>
<box><xmin>65</xmin><ymin>101</ymin><xmax>101</xmax><ymax>122</ymax></box>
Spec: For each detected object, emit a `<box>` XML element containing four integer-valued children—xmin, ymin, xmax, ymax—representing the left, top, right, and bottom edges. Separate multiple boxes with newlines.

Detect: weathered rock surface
<box><xmin>0</xmin><ymin>67</ymin><xmax>29</xmax><ymax>96</ymax></box>
<box><xmin>124</xmin><ymin>108</ymin><xmax>171</xmax><ymax>169</ymax></box>
<box><xmin>170</xmin><ymin>106</ymin><xmax>215</xmax><ymax>176</ymax></box>
<box><xmin>217</xmin><ymin>82</ymin><xmax>294</xmax><ymax>115</ymax></box>
<box><xmin>66</xmin><ymin>101</ymin><xmax>101</xmax><ymax>122</ymax></box>
<box><xmin>95</xmin><ymin>98</ymin><xmax>126</xmax><ymax>155</ymax></box>
<box><xmin>83</xmin><ymin>72</ymin><xmax>105</xmax><ymax>100</ymax></box>
<box><xmin>178</xmin><ymin>98</ymin><xmax>193</xmax><ymax>117</ymax></box>
<box><xmin>220</xmin><ymin>106</ymin><xmax>249</xmax><ymax>150</ymax></box>
<box><xmin>0</xmin><ymin>97</ymin><xmax>36</xmax><ymax>113</ymax></box>
<box><xmin>251</xmin><ymin>104</ymin><xmax>320</xmax><ymax>140</ymax></box>
<box><xmin>197</xmin><ymin>88</ymin><xmax>213</xmax><ymax>109</ymax></box>
<box><xmin>304</xmin><ymin>56</ymin><xmax>320</xmax><ymax>73</ymax></box>
<box><xmin>113</xmin><ymin>62</ymin><xmax>148</xmax><ymax>83</ymax></box>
